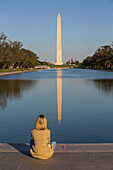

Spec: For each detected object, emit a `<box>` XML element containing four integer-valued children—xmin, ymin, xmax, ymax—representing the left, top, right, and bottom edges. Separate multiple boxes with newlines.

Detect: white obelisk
<box><xmin>55</xmin><ymin>13</ymin><xmax>63</xmax><ymax>65</ymax></box>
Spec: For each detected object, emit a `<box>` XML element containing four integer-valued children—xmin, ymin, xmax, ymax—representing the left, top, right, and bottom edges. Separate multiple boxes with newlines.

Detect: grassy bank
<box><xmin>0</xmin><ymin>68</ymin><xmax>31</xmax><ymax>73</ymax></box>
<box><xmin>49</xmin><ymin>64</ymin><xmax>74</xmax><ymax>68</ymax></box>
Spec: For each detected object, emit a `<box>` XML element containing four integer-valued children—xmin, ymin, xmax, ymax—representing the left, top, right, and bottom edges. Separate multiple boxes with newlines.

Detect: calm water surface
<box><xmin>0</xmin><ymin>69</ymin><xmax>113</xmax><ymax>143</ymax></box>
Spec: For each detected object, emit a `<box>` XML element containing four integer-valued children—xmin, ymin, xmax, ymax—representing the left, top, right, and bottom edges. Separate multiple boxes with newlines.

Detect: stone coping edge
<box><xmin>1</xmin><ymin>143</ymin><xmax>113</xmax><ymax>153</ymax></box>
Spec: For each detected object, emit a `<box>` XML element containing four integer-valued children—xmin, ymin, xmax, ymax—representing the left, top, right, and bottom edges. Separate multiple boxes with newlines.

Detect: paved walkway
<box><xmin>0</xmin><ymin>143</ymin><xmax>113</xmax><ymax>170</ymax></box>
<box><xmin>0</xmin><ymin>69</ymin><xmax>38</xmax><ymax>76</ymax></box>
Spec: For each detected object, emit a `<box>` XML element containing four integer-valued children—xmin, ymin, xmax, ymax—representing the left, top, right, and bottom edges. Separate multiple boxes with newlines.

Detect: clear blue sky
<box><xmin>0</xmin><ymin>0</ymin><xmax>113</xmax><ymax>62</ymax></box>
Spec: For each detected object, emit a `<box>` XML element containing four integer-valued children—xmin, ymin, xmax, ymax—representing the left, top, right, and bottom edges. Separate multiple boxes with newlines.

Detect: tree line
<box><xmin>83</xmin><ymin>43</ymin><xmax>113</xmax><ymax>69</ymax></box>
<box><xmin>0</xmin><ymin>32</ymin><xmax>41</xmax><ymax>69</ymax></box>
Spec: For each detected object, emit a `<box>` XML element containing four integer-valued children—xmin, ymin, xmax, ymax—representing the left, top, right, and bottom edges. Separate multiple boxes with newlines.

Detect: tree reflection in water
<box><xmin>0</xmin><ymin>80</ymin><xmax>37</xmax><ymax>110</ymax></box>
<box><xmin>90</xmin><ymin>79</ymin><xmax>113</xmax><ymax>95</ymax></box>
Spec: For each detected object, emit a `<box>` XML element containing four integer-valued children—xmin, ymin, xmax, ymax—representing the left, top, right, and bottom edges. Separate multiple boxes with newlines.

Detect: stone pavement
<box><xmin>0</xmin><ymin>143</ymin><xmax>113</xmax><ymax>170</ymax></box>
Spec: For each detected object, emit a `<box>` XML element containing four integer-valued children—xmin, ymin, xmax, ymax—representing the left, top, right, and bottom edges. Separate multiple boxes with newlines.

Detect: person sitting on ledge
<box><xmin>30</xmin><ymin>114</ymin><xmax>56</xmax><ymax>159</ymax></box>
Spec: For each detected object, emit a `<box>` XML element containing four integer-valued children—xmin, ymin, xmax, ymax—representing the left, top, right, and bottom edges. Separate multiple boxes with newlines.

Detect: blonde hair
<box><xmin>35</xmin><ymin>114</ymin><xmax>47</xmax><ymax>130</ymax></box>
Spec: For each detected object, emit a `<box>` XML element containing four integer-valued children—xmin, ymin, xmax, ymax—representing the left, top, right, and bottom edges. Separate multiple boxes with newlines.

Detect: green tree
<box><xmin>9</xmin><ymin>41</ymin><xmax>23</xmax><ymax>68</ymax></box>
<box><xmin>0</xmin><ymin>32</ymin><xmax>40</xmax><ymax>69</ymax></box>
<box><xmin>83</xmin><ymin>44</ymin><xmax>113</xmax><ymax>69</ymax></box>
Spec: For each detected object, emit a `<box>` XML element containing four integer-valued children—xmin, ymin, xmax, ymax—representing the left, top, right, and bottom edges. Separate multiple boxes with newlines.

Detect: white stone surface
<box><xmin>55</xmin><ymin>13</ymin><xmax>63</xmax><ymax>65</ymax></box>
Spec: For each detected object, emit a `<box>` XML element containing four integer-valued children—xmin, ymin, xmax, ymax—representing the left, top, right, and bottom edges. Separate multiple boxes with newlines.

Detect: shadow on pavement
<box><xmin>9</xmin><ymin>143</ymin><xmax>30</xmax><ymax>156</ymax></box>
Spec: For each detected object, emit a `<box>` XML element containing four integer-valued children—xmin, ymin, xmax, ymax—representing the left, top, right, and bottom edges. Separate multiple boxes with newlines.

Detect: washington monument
<box><xmin>55</xmin><ymin>13</ymin><xmax>63</xmax><ymax>65</ymax></box>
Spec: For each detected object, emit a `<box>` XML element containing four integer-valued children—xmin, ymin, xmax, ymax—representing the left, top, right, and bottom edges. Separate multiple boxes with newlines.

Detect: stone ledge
<box><xmin>1</xmin><ymin>143</ymin><xmax>113</xmax><ymax>153</ymax></box>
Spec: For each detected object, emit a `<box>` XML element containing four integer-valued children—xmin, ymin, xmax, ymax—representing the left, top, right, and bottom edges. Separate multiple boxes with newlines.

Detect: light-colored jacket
<box><xmin>30</xmin><ymin>128</ymin><xmax>54</xmax><ymax>159</ymax></box>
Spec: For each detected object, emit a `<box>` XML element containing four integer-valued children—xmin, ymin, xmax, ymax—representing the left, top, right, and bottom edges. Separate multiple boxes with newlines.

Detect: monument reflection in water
<box><xmin>56</xmin><ymin>69</ymin><xmax>62</xmax><ymax>124</ymax></box>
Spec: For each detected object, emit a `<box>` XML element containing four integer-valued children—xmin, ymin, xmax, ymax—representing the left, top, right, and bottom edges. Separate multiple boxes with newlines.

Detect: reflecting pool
<box><xmin>0</xmin><ymin>69</ymin><xmax>113</xmax><ymax>143</ymax></box>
